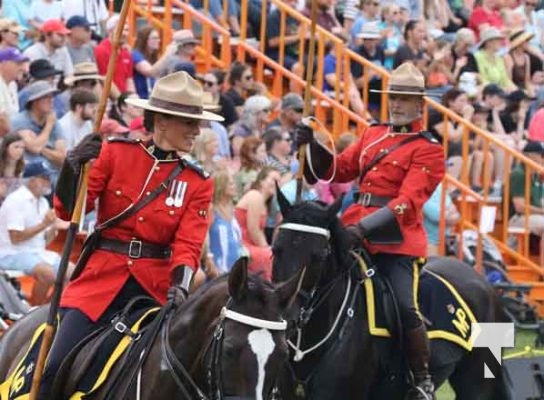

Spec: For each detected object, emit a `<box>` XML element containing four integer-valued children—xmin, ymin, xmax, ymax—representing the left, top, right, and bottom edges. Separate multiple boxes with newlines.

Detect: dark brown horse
<box><xmin>271</xmin><ymin>194</ymin><xmax>512</xmax><ymax>400</ymax></box>
<box><xmin>0</xmin><ymin>258</ymin><xmax>303</xmax><ymax>399</ymax></box>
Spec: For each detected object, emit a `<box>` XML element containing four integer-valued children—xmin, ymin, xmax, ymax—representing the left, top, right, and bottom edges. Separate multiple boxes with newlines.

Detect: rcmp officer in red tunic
<box><xmin>295</xmin><ymin>63</ymin><xmax>445</xmax><ymax>400</ymax></box>
<box><xmin>38</xmin><ymin>72</ymin><xmax>224</xmax><ymax>399</ymax></box>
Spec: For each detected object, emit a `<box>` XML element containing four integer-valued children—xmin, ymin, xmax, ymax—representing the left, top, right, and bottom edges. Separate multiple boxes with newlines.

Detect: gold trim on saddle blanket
<box><xmin>352</xmin><ymin>252</ymin><xmax>477</xmax><ymax>351</ymax></box>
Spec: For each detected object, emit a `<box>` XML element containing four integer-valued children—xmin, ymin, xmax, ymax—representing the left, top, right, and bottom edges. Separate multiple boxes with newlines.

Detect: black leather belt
<box><xmin>353</xmin><ymin>192</ymin><xmax>393</xmax><ymax>208</ymax></box>
<box><xmin>96</xmin><ymin>238</ymin><xmax>171</xmax><ymax>259</ymax></box>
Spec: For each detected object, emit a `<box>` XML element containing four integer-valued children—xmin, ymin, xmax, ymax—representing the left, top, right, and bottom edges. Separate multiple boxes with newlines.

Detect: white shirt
<box><xmin>0</xmin><ymin>77</ymin><xmax>19</xmax><ymax>115</ymax></box>
<box><xmin>23</xmin><ymin>42</ymin><xmax>74</xmax><ymax>79</ymax></box>
<box><xmin>61</xmin><ymin>0</ymin><xmax>108</xmax><ymax>34</ymax></box>
<box><xmin>58</xmin><ymin>111</ymin><xmax>93</xmax><ymax>150</ymax></box>
<box><xmin>0</xmin><ymin>185</ymin><xmax>50</xmax><ymax>257</ymax></box>
<box><xmin>29</xmin><ymin>0</ymin><xmax>63</xmax><ymax>23</ymax></box>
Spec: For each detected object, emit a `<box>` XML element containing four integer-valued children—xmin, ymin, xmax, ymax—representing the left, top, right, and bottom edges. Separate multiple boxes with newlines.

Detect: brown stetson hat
<box><xmin>126</xmin><ymin>71</ymin><xmax>224</xmax><ymax>122</ymax></box>
<box><xmin>370</xmin><ymin>62</ymin><xmax>426</xmax><ymax>96</ymax></box>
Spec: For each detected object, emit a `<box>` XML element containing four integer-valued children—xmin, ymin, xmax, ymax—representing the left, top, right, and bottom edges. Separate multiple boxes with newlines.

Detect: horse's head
<box><xmin>272</xmin><ymin>188</ymin><xmax>350</xmax><ymax>291</ymax></box>
<box><xmin>218</xmin><ymin>257</ymin><xmax>303</xmax><ymax>400</ymax></box>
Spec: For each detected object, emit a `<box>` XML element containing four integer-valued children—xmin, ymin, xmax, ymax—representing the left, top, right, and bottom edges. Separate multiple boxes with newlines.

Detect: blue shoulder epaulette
<box><xmin>107</xmin><ymin>137</ymin><xmax>140</xmax><ymax>144</ymax></box>
<box><xmin>180</xmin><ymin>156</ymin><xmax>210</xmax><ymax>179</ymax></box>
<box><xmin>419</xmin><ymin>131</ymin><xmax>441</xmax><ymax>144</ymax></box>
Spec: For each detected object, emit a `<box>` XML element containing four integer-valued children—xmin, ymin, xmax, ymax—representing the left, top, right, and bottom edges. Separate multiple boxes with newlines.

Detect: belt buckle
<box><xmin>128</xmin><ymin>240</ymin><xmax>142</xmax><ymax>259</ymax></box>
<box><xmin>360</xmin><ymin>193</ymin><xmax>372</xmax><ymax>207</ymax></box>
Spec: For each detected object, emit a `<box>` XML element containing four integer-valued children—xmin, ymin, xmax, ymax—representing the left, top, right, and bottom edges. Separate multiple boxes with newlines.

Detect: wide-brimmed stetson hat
<box><xmin>370</xmin><ymin>62</ymin><xmax>426</xmax><ymax>96</ymax></box>
<box><xmin>478</xmin><ymin>27</ymin><xmax>504</xmax><ymax>48</ymax></box>
<box><xmin>509</xmin><ymin>29</ymin><xmax>534</xmax><ymax>50</ymax></box>
<box><xmin>65</xmin><ymin>62</ymin><xmax>104</xmax><ymax>85</ymax></box>
<box><xmin>126</xmin><ymin>71</ymin><xmax>224</xmax><ymax>121</ymax></box>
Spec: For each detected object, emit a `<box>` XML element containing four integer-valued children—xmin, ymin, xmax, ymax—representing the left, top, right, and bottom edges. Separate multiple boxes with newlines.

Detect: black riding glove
<box><xmin>66</xmin><ymin>134</ymin><xmax>102</xmax><ymax>174</ymax></box>
<box><xmin>168</xmin><ymin>265</ymin><xmax>194</xmax><ymax>307</ymax></box>
<box><xmin>294</xmin><ymin>122</ymin><xmax>314</xmax><ymax>149</ymax></box>
<box><xmin>345</xmin><ymin>224</ymin><xmax>364</xmax><ymax>249</ymax></box>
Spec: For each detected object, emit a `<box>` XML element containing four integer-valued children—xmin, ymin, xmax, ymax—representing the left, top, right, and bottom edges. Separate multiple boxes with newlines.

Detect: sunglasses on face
<box><xmin>204</xmin><ymin>80</ymin><xmax>216</xmax><ymax>87</ymax></box>
<box><xmin>526</xmin><ymin>2</ymin><xmax>538</xmax><ymax>5</ymax></box>
<box><xmin>282</xmin><ymin>136</ymin><xmax>292</xmax><ymax>142</ymax></box>
<box><xmin>292</xmin><ymin>107</ymin><xmax>304</xmax><ymax>113</ymax></box>
<box><xmin>261</xmin><ymin>108</ymin><xmax>271</xmax><ymax>113</ymax></box>
<box><xmin>243</xmin><ymin>75</ymin><xmax>253</xmax><ymax>81</ymax></box>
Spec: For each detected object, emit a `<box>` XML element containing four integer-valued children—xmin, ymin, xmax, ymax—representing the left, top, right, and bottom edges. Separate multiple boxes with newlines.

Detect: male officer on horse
<box><xmin>295</xmin><ymin>62</ymin><xmax>445</xmax><ymax>400</ymax></box>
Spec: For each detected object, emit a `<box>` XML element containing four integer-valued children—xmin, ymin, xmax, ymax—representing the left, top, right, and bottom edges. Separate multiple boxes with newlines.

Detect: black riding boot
<box><xmin>405</xmin><ymin>324</ymin><xmax>435</xmax><ymax>400</ymax></box>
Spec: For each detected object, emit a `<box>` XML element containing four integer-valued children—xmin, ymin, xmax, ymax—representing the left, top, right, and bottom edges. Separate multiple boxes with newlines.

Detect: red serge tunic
<box><xmin>54</xmin><ymin>139</ymin><xmax>213</xmax><ymax>322</ymax></box>
<box><xmin>330</xmin><ymin>120</ymin><xmax>445</xmax><ymax>257</ymax></box>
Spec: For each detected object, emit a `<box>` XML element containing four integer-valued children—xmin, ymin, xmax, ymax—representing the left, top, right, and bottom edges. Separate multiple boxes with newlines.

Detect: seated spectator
<box><xmin>0</xmin><ymin>47</ymin><xmax>28</xmax><ymax>116</ymax></box>
<box><xmin>235</xmin><ymin>166</ymin><xmax>281</xmax><ymax>280</ymax></box>
<box><xmin>528</xmin><ymin>101</ymin><xmax>544</xmax><ymax>142</ymax></box>
<box><xmin>61</xmin><ymin>0</ymin><xmax>109</xmax><ymax>39</ymax></box>
<box><xmin>157</xmin><ymin>29</ymin><xmax>199</xmax><ymax>78</ymax></box>
<box><xmin>496</xmin><ymin>89</ymin><xmax>534</xmax><ymax>151</ymax></box>
<box><xmin>517</xmin><ymin>0</ymin><xmax>544</xmax><ymax>51</ymax></box>
<box><xmin>0</xmin><ymin>132</ymin><xmax>25</xmax><ymax>206</ymax></box>
<box><xmin>209</xmin><ymin>169</ymin><xmax>243</xmax><ymax>275</ymax></box>
<box><xmin>55</xmin><ymin>62</ymin><xmax>104</xmax><ymax>116</ymax></box>
<box><xmin>201</xmin><ymin>92</ymin><xmax>231</xmax><ymax>161</ymax></box>
<box><xmin>302</xmin><ymin>0</ymin><xmax>345</xmax><ymax>38</ymax></box>
<box><xmin>378</xmin><ymin>3</ymin><xmax>404</xmax><ymax>71</ymax></box>
<box><xmin>468</xmin><ymin>0</ymin><xmax>504</xmax><ymax>40</ymax></box>
<box><xmin>201</xmin><ymin>70</ymin><xmax>238</xmax><ymax>128</ymax></box>
<box><xmin>427</xmin><ymin>88</ymin><xmax>474</xmax><ymax>180</ymax></box>
<box><xmin>28</xmin><ymin>0</ymin><xmax>63</xmax><ymax>31</ymax></box>
<box><xmin>0</xmin><ymin>162</ymin><xmax>68</xmax><ymax>304</ymax></box>
<box><xmin>229</xmin><ymin>95</ymin><xmax>271</xmax><ymax>158</ymax></box>
<box><xmin>263</xmin><ymin>128</ymin><xmax>293</xmax><ymax>182</ymax></box>
<box><xmin>426</xmin><ymin>41</ymin><xmax>457</xmax><ymax>99</ymax></box>
<box><xmin>11</xmin><ymin>80</ymin><xmax>66</xmax><ymax>185</ymax></box>
<box><xmin>108</xmin><ymin>91</ymin><xmax>143</xmax><ymax>128</ymax></box>
<box><xmin>192</xmin><ymin>128</ymin><xmax>219</xmax><ymax>174</ymax></box>
<box><xmin>2</xmin><ymin>0</ymin><xmax>33</xmax><ymax>50</ymax></box>
<box><xmin>190</xmin><ymin>0</ymin><xmax>240</xmax><ymax>36</ymax></box>
<box><xmin>470</xmin><ymin>103</ymin><xmax>497</xmax><ymax>193</ymax></box>
<box><xmin>234</xmin><ymin>136</ymin><xmax>267</xmax><ymax>199</ymax></box>
<box><xmin>393</xmin><ymin>20</ymin><xmax>429</xmax><ymax>73</ymax></box>
<box><xmin>94</xmin><ymin>14</ymin><xmax>135</xmax><ymax>94</ymax></box>
<box><xmin>474</xmin><ymin>27</ymin><xmax>517</xmax><ymax>91</ymax></box>
<box><xmin>58</xmin><ymin>88</ymin><xmax>97</xmax><ymax>150</ymax></box>
<box><xmin>0</xmin><ymin>19</ymin><xmax>24</xmax><ymax>50</ymax></box>
<box><xmin>351</xmin><ymin>23</ymin><xmax>385</xmax><ymax>116</ymax></box>
<box><xmin>323</xmin><ymin>40</ymin><xmax>365</xmax><ymax>116</ymax></box>
<box><xmin>505</xmin><ymin>29</ymin><xmax>535</xmax><ymax>94</ymax></box>
<box><xmin>508</xmin><ymin>141</ymin><xmax>544</xmax><ymax>243</ymax></box>
<box><xmin>99</xmin><ymin>118</ymin><xmax>129</xmax><ymax>139</ymax></box>
<box><xmin>23</xmin><ymin>19</ymin><xmax>74</xmax><ymax>81</ymax></box>
<box><xmin>224</xmin><ymin>62</ymin><xmax>253</xmax><ymax>115</ymax></box>
<box><xmin>349</xmin><ymin>0</ymin><xmax>381</xmax><ymax>42</ymax></box>
<box><xmin>65</xmin><ymin>15</ymin><xmax>96</xmax><ymax>65</ymax></box>
<box><xmin>423</xmin><ymin>182</ymin><xmax>460</xmax><ymax>256</ymax></box>
<box><xmin>451</xmin><ymin>28</ymin><xmax>479</xmax><ymax>83</ymax></box>
<box><xmin>265</xmin><ymin>0</ymin><xmax>303</xmax><ymax>81</ymax></box>
<box><xmin>267</xmin><ymin>92</ymin><xmax>304</xmax><ymax>139</ymax></box>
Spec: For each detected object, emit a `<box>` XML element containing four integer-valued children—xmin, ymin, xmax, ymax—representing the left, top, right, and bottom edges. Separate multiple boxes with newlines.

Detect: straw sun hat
<box><xmin>478</xmin><ymin>27</ymin><xmax>504</xmax><ymax>48</ymax></box>
<box><xmin>509</xmin><ymin>29</ymin><xmax>534</xmax><ymax>50</ymax></box>
<box><xmin>126</xmin><ymin>71</ymin><xmax>224</xmax><ymax>122</ymax></box>
<box><xmin>370</xmin><ymin>62</ymin><xmax>426</xmax><ymax>96</ymax></box>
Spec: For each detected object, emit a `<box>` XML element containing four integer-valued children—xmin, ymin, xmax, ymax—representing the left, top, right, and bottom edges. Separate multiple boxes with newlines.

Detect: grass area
<box><xmin>436</xmin><ymin>329</ymin><xmax>537</xmax><ymax>399</ymax></box>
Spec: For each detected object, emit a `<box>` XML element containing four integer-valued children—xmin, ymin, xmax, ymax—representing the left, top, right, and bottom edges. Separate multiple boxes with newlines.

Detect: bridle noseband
<box><xmin>161</xmin><ymin>300</ymin><xmax>288</xmax><ymax>400</ymax></box>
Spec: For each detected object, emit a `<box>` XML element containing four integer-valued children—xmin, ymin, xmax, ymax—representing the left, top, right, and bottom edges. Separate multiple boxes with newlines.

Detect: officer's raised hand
<box><xmin>66</xmin><ymin>134</ymin><xmax>103</xmax><ymax>174</ymax></box>
<box><xmin>294</xmin><ymin>122</ymin><xmax>314</xmax><ymax>148</ymax></box>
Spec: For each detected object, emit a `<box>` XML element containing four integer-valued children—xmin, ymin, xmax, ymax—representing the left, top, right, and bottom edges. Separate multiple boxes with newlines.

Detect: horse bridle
<box><xmin>161</xmin><ymin>299</ymin><xmax>288</xmax><ymax>400</ymax></box>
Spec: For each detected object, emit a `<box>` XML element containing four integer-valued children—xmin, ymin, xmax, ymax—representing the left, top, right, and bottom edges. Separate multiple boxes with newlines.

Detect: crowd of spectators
<box><xmin>0</xmin><ymin>0</ymin><xmax>541</xmax><ymax>303</ymax></box>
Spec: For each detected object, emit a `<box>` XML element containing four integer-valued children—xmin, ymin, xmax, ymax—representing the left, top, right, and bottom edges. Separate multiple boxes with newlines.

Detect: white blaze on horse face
<box><xmin>248</xmin><ymin>329</ymin><xmax>275</xmax><ymax>400</ymax></box>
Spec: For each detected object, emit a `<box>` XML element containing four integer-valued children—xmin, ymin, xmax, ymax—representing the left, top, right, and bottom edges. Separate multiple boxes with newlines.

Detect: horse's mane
<box><xmin>284</xmin><ymin>200</ymin><xmax>353</xmax><ymax>271</ymax></box>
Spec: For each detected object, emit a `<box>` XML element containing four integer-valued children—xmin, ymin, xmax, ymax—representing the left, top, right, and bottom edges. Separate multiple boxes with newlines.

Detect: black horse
<box><xmin>271</xmin><ymin>194</ymin><xmax>511</xmax><ymax>400</ymax></box>
<box><xmin>0</xmin><ymin>258</ymin><xmax>303</xmax><ymax>399</ymax></box>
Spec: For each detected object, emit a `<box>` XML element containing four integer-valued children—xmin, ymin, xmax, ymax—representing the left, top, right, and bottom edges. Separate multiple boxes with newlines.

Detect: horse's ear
<box><xmin>229</xmin><ymin>257</ymin><xmax>249</xmax><ymax>301</ymax></box>
<box><xmin>276</xmin><ymin>267</ymin><xmax>306</xmax><ymax>311</ymax></box>
<box><xmin>328</xmin><ymin>194</ymin><xmax>344</xmax><ymax>219</ymax></box>
<box><xmin>276</xmin><ymin>182</ymin><xmax>292</xmax><ymax>216</ymax></box>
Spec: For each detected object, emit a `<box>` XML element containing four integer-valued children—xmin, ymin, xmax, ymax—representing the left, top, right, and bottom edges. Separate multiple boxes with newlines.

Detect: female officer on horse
<box><xmin>295</xmin><ymin>62</ymin><xmax>445</xmax><ymax>400</ymax></box>
<box><xmin>38</xmin><ymin>71</ymin><xmax>223</xmax><ymax>399</ymax></box>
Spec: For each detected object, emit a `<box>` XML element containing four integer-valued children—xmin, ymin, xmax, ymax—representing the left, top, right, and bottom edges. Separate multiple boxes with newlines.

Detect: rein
<box><xmin>160</xmin><ymin>299</ymin><xmax>288</xmax><ymax>400</ymax></box>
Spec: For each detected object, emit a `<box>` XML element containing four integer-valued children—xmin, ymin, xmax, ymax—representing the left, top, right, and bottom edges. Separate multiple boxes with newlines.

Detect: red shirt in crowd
<box><xmin>468</xmin><ymin>6</ymin><xmax>504</xmax><ymax>40</ymax></box>
<box><xmin>94</xmin><ymin>38</ymin><xmax>134</xmax><ymax>92</ymax></box>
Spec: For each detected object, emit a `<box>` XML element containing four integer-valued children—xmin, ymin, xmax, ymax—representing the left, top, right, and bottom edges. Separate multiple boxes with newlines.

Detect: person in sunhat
<box><xmin>504</xmin><ymin>29</ymin><xmax>535</xmax><ymax>93</ymax></box>
<box><xmin>295</xmin><ymin>62</ymin><xmax>445</xmax><ymax>400</ymax></box>
<box><xmin>36</xmin><ymin>71</ymin><xmax>223</xmax><ymax>399</ymax></box>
